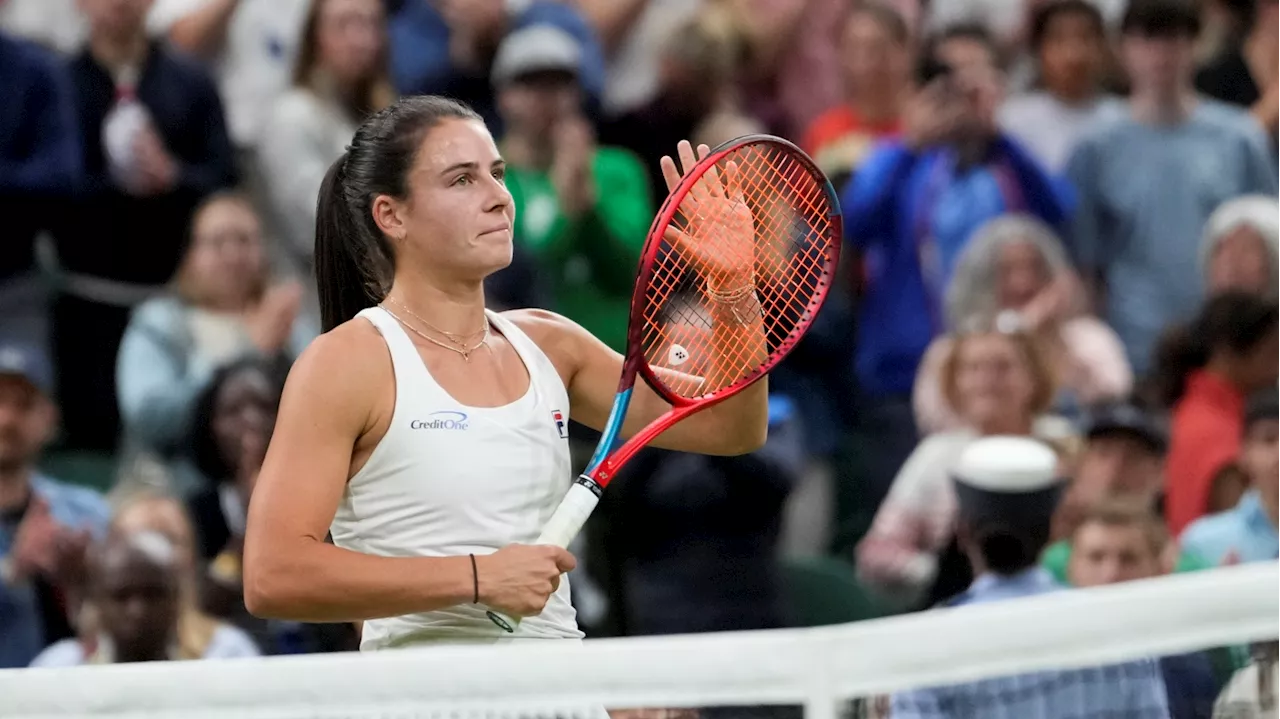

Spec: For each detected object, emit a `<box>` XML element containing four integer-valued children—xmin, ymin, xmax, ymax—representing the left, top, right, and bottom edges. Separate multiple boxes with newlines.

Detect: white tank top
<box><xmin>330</xmin><ymin>307</ymin><xmax>583</xmax><ymax>648</ymax></box>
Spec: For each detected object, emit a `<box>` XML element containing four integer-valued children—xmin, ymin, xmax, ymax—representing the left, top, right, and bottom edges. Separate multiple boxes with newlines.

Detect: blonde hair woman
<box><xmin>913</xmin><ymin>214</ymin><xmax>1131</xmax><ymax>434</ymax></box>
<box><xmin>856</xmin><ymin>320</ymin><xmax>1066</xmax><ymax>610</ymax></box>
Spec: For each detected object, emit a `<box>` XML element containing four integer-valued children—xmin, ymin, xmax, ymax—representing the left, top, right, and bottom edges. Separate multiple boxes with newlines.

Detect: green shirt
<box><xmin>1040</xmin><ymin>540</ymin><xmax>1213</xmax><ymax>584</ymax></box>
<box><xmin>504</xmin><ymin>146</ymin><xmax>653</xmax><ymax>352</ymax></box>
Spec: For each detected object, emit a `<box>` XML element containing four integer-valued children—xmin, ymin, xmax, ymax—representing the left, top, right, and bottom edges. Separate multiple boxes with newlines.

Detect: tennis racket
<box><xmin>486</xmin><ymin>135</ymin><xmax>843</xmax><ymax>632</ymax></box>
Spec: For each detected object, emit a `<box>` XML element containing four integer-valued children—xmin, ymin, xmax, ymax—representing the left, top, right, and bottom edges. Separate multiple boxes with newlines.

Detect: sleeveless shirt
<box><xmin>329</xmin><ymin>307</ymin><xmax>583</xmax><ymax>648</ymax></box>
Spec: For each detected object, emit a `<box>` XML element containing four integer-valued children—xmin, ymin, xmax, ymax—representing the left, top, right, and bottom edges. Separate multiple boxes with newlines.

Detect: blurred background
<box><xmin>0</xmin><ymin>0</ymin><xmax>1276</xmax><ymax>712</ymax></box>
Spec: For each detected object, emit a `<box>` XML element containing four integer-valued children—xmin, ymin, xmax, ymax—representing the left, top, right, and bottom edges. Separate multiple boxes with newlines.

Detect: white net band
<box><xmin>1</xmin><ymin>562</ymin><xmax>1275</xmax><ymax>719</ymax></box>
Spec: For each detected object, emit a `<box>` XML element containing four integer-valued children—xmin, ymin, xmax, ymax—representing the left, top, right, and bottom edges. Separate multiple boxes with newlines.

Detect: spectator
<box><xmin>914</xmin><ymin>215</ymin><xmax>1131</xmax><ymax>433</ymax></box>
<box><xmin>602</xmin><ymin>393</ymin><xmax>806</xmax><ymax>635</ymax></box>
<box><xmin>148</xmin><ymin>0</ymin><xmax>310</xmax><ymax>156</ymax></box>
<box><xmin>855</xmin><ymin>322</ymin><xmax>1059</xmax><ymax>610</ymax></box>
<box><xmin>1065</xmin><ymin>0</ymin><xmax>1278</xmax><ymax>374</ymax></box>
<box><xmin>493</xmin><ymin>24</ymin><xmax>652</xmax><ymax>354</ymax></box>
<box><xmin>1195</xmin><ymin>0</ymin><xmax>1278</xmax><ymax>139</ymax></box>
<box><xmin>890</xmin><ymin>436</ymin><xmax>1171</xmax><ymax>718</ymax></box>
<box><xmin>1066</xmin><ymin>499</ymin><xmax>1224</xmax><ymax>719</ymax></box>
<box><xmin>257</xmin><ymin>0</ymin><xmax>393</xmax><ymax>300</ymax></box>
<box><xmin>839</xmin><ymin>25</ymin><xmax>1069</xmax><ymax>528</ymax></box>
<box><xmin>578</xmin><ymin>0</ymin><xmax>703</xmax><ymax>117</ymax></box>
<box><xmin>999</xmin><ymin>0</ymin><xmax>1123</xmax><ymax>173</ymax></box>
<box><xmin>1151</xmin><ymin>292</ymin><xmax>1277</xmax><ymax>536</ymax></box>
<box><xmin>599</xmin><ymin>8</ymin><xmax>762</xmax><ymax>206</ymax></box>
<box><xmin>0</xmin><ymin>20</ymin><xmax>82</xmax><ymax>361</ymax></box>
<box><xmin>1041</xmin><ymin>398</ymin><xmax>1212</xmax><ymax>580</ymax></box>
<box><xmin>386</xmin><ymin>0</ymin><xmax>605</xmax><ymax>130</ymax></box>
<box><xmin>1180</xmin><ymin>388</ymin><xmax>1279</xmax><ymax>564</ymax></box>
<box><xmin>57</xmin><ymin>0</ymin><xmax>237</xmax><ymax>453</ymax></box>
<box><xmin>801</xmin><ymin>1</ymin><xmax>909</xmax><ymax>187</ymax></box>
<box><xmin>78</xmin><ymin>489</ymin><xmax>260</xmax><ymax>661</ymax></box>
<box><xmin>1201</xmin><ymin>195</ymin><xmax>1279</xmax><ymax>298</ymax></box>
<box><xmin>0</xmin><ymin>340</ymin><xmax>109</xmax><ymax>669</ymax></box>
<box><xmin>114</xmin><ymin>192</ymin><xmax>312</xmax><ymax>481</ymax></box>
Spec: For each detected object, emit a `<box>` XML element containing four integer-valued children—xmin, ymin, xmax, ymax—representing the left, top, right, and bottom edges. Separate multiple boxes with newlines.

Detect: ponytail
<box><xmin>315</xmin><ymin>154</ymin><xmax>374</xmax><ymax>333</ymax></box>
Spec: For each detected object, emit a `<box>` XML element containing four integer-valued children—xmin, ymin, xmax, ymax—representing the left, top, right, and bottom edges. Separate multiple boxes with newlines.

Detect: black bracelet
<box><xmin>469</xmin><ymin>553</ymin><xmax>479</xmax><ymax>604</ymax></box>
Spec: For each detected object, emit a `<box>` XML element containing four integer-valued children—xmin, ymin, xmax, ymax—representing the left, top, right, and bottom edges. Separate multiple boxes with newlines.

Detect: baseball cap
<box><xmin>1081</xmin><ymin>399</ymin><xmax>1168</xmax><ymax>454</ymax></box>
<box><xmin>491</xmin><ymin>25</ymin><xmax>582</xmax><ymax>87</ymax></box>
<box><xmin>0</xmin><ymin>341</ymin><xmax>55</xmax><ymax>396</ymax></box>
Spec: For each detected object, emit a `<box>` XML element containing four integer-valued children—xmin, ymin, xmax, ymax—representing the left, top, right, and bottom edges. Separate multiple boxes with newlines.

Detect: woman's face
<box><xmin>1208</xmin><ymin>226</ymin><xmax>1272</xmax><ymax>296</ymax></box>
<box><xmin>952</xmin><ymin>333</ymin><xmax>1038</xmax><ymax>426</ymax></box>
<box><xmin>377</xmin><ymin>118</ymin><xmax>515</xmax><ymax>283</ymax></box>
<box><xmin>182</xmin><ymin>198</ymin><xmax>265</xmax><ymax>310</ymax></box>
<box><xmin>315</xmin><ymin>0</ymin><xmax>385</xmax><ymax>88</ymax></box>
<box><xmin>1038</xmin><ymin>10</ymin><xmax>1105</xmax><ymax>99</ymax></box>
<box><xmin>213</xmin><ymin>369</ymin><xmax>278</xmax><ymax>492</ymax></box>
<box><xmin>995</xmin><ymin>239</ymin><xmax>1050</xmax><ymax>310</ymax></box>
<box><xmin>842</xmin><ymin>11</ymin><xmax>909</xmax><ymax>98</ymax></box>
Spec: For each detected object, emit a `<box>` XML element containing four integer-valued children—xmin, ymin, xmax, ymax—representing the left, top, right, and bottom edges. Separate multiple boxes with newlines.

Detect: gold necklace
<box><xmin>381</xmin><ymin>305</ymin><xmax>489</xmax><ymax>362</ymax></box>
<box><xmin>385</xmin><ymin>295</ymin><xmax>486</xmax><ymax>347</ymax></box>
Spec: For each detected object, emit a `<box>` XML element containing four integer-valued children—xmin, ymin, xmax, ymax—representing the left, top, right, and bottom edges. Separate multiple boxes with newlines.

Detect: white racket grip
<box><xmin>486</xmin><ymin>480</ymin><xmax>601</xmax><ymax>633</ymax></box>
<box><xmin>535</xmin><ymin>481</ymin><xmax>601</xmax><ymax>549</ymax></box>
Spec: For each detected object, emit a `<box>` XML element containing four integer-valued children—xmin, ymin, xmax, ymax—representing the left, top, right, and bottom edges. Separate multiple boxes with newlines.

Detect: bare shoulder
<box><xmin>282</xmin><ymin>317</ymin><xmax>391</xmax><ymax>431</ymax></box>
<box><xmin>502</xmin><ymin>308</ymin><xmax>592</xmax><ymax>363</ymax></box>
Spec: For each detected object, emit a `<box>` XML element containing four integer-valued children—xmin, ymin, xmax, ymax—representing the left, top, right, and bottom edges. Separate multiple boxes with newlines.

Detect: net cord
<box><xmin>0</xmin><ymin>562</ymin><xmax>1275</xmax><ymax>718</ymax></box>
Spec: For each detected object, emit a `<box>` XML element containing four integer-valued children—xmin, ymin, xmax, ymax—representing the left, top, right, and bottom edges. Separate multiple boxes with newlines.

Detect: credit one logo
<box><xmin>410</xmin><ymin>411</ymin><xmax>469</xmax><ymax>431</ymax></box>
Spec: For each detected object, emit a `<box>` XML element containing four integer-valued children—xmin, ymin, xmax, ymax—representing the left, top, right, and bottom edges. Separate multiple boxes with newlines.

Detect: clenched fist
<box><xmin>475</xmin><ymin>544</ymin><xmax>577</xmax><ymax>618</ymax></box>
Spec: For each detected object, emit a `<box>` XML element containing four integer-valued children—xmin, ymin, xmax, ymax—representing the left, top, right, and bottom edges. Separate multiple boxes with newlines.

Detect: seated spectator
<box><xmin>999</xmin><ymin>0</ymin><xmax>1124</xmax><ymax>173</ymax></box>
<box><xmin>1065</xmin><ymin>0</ymin><xmax>1277</xmax><ymax>375</ymax></box>
<box><xmin>386</xmin><ymin>0</ymin><xmax>605</xmax><ymax>130</ymax></box>
<box><xmin>493</xmin><ymin>24</ymin><xmax>652</xmax><ymax>353</ymax></box>
<box><xmin>0</xmin><ymin>21</ymin><xmax>82</xmax><ymax>361</ymax></box>
<box><xmin>115</xmin><ymin>192</ymin><xmax>313</xmax><ymax>482</ymax></box>
<box><xmin>1066</xmin><ymin>499</ymin><xmax>1224</xmax><ymax>719</ymax></box>
<box><xmin>0</xmin><ymin>341</ymin><xmax>109</xmax><ymax>669</ymax></box>
<box><xmin>29</xmin><ymin>528</ymin><xmax>253</xmax><ymax>665</ymax></box>
<box><xmin>599</xmin><ymin>8</ymin><xmax>762</xmax><ymax>205</ymax></box>
<box><xmin>891</xmin><ymin>437</ymin><xmax>1171</xmax><ymax>718</ymax></box>
<box><xmin>257</xmin><ymin>0</ymin><xmax>393</xmax><ymax>298</ymax></box>
<box><xmin>1042</xmin><ymin>398</ymin><xmax>1211</xmax><ymax>580</ymax></box>
<box><xmin>801</xmin><ymin>2</ymin><xmax>909</xmax><ymax>187</ymax></box>
<box><xmin>1181</xmin><ymin>388</ymin><xmax>1279</xmax><ymax>564</ymax></box>
<box><xmin>1201</xmin><ymin>194</ymin><xmax>1279</xmax><ymax>299</ymax></box>
<box><xmin>840</xmin><ymin>25</ymin><xmax>1069</xmax><ymax>517</ymax></box>
<box><xmin>56</xmin><ymin>0</ymin><xmax>236</xmax><ymax>453</ymax></box>
<box><xmin>1151</xmin><ymin>292</ymin><xmax>1278</xmax><ymax>535</ymax></box>
<box><xmin>856</xmin><ymin>320</ymin><xmax>1059</xmax><ymax>610</ymax></box>
<box><xmin>914</xmin><ymin>214</ymin><xmax>1130</xmax><ymax>433</ymax></box>
<box><xmin>1195</xmin><ymin>0</ymin><xmax>1278</xmax><ymax>139</ymax></box>
<box><xmin>95</xmin><ymin>489</ymin><xmax>260</xmax><ymax>660</ymax></box>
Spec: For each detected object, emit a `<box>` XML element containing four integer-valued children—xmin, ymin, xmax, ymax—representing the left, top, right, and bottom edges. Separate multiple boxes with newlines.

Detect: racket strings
<box><xmin>639</xmin><ymin>142</ymin><xmax>838</xmax><ymax>400</ymax></box>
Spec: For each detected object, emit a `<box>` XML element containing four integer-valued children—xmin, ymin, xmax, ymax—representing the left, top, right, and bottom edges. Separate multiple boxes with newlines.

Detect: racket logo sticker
<box><xmin>668</xmin><ymin>344</ymin><xmax>690</xmax><ymax>366</ymax></box>
<box><xmin>552</xmin><ymin>410</ymin><xmax>569</xmax><ymax>439</ymax></box>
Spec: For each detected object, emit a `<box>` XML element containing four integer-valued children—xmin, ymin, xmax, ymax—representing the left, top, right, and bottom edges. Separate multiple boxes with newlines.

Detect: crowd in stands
<box><xmin>0</xmin><ymin>0</ymin><xmax>1276</xmax><ymax>714</ymax></box>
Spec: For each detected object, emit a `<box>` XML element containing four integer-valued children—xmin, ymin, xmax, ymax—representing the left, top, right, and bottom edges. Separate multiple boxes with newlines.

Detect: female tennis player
<box><xmin>242</xmin><ymin>95</ymin><xmax>769</xmax><ymax>647</ymax></box>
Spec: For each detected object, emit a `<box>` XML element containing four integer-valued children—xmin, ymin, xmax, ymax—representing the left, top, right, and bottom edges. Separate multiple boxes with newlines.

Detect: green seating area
<box><xmin>781</xmin><ymin>555</ymin><xmax>890</xmax><ymax>627</ymax></box>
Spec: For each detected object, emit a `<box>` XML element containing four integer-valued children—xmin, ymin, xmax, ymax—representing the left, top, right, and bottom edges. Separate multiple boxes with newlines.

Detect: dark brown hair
<box><xmin>292</xmin><ymin>0</ymin><xmax>396</xmax><ymax>118</ymax></box>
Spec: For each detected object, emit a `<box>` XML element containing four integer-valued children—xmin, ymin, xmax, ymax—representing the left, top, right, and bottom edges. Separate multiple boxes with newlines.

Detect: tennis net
<box><xmin>1</xmin><ymin>562</ymin><xmax>1275</xmax><ymax>719</ymax></box>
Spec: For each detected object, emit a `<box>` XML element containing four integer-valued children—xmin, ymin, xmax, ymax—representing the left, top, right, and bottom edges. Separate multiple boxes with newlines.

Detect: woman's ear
<box><xmin>371</xmin><ymin>194</ymin><xmax>407</xmax><ymax>243</ymax></box>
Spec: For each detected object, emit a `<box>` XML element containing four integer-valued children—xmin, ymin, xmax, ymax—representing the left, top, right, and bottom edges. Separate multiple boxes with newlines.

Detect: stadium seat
<box><xmin>781</xmin><ymin>555</ymin><xmax>889</xmax><ymax>627</ymax></box>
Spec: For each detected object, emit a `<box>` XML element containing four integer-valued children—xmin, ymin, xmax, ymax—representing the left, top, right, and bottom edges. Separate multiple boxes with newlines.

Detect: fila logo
<box><xmin>410</xmin><ymin>411</ymin><xmax>469</xmax><ymax>431</ymax></box>
<box><xmin>552</xmin><ymin>410</ymin><xmax>569</xmax><ymax>439</ymax></box>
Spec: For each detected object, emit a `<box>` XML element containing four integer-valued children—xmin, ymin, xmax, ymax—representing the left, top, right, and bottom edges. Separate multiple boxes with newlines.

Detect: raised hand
<box><xmin>658</xmin><ymin>140</ymin><xmax>755</xmax><ymax>286</ymax></box>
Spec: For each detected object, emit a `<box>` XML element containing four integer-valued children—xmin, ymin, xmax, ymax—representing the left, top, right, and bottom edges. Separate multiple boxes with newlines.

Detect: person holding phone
<box><xmin>832</xmin><ymin>23</ymin><xmax>1073</xmax><ymax>556</ymax></box>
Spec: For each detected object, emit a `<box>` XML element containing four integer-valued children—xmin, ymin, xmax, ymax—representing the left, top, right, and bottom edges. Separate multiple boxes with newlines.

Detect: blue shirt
<box><xmin>1180</xmin><ymin>491</ymin><xmax>1280</xmax><ymax>566</ymax></box>
<box><xmin>841</xmin><ymin>136</ymin><xmax>1071</xmax><ymax>397</ymax></box>
<box><xmin>0</xmin><ymin>475</ymin><xmax>110</xmax><ymax>669</ymax></box>
<box><xmin>892</xmin><ymin>568</ymin><xmax>1172</xmax><ymax>719</ymax></box>
<box><xmin>1066</xmin><ymin>102</ymin><xmax>1277</xmax><ymax>374</ymax></box>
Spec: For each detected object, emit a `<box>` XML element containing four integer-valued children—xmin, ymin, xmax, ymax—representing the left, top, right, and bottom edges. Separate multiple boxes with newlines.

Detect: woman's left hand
<box><xmin>659</xmin><ymin>141</ymin><xmax>756</xmax><ymax>289</ymax></box>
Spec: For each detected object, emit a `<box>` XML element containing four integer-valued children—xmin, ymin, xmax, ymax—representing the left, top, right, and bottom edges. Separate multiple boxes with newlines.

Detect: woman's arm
<box><xmin>242</xmin><ymin>323</ymin><xmax>574</xmax><ymax>623</ymax></box>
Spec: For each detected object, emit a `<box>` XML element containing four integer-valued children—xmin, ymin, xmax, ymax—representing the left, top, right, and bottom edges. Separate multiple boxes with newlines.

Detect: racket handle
<box><xmin>485</xmin><ymin>479</ymin><xmax>602</xmax><ymax>633</ymax></box>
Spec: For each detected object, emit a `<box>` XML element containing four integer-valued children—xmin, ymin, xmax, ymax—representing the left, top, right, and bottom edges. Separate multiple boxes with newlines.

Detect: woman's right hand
<box><xmin>475</xmin><ymin>544</ymin><xmax>577</xmax><ymax>618</ymax></box>
<box><xmin>246</xmin><ymin>282</ymin><xmax>303</xmax><ymax>356</ymax></box>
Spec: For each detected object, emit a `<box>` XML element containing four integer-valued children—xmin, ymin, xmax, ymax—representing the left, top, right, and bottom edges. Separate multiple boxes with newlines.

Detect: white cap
<box><xmin>952</xmin><ymin>436</ymin><xmax>1059</xmax><ymax>494</ymax></box>
<box><xmin>491</xmin><ymin>25</ymin><xmax>581</xmax><ymax>87</ymax></box>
